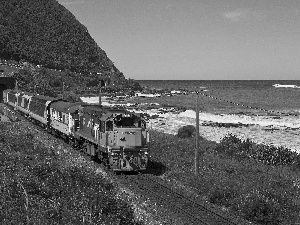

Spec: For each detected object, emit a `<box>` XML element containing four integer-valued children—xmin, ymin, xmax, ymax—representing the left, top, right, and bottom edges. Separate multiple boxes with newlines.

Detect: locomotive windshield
<box><xmin>115</xmin><ymin>114</ymin><xmax>135</xmax><ymax>127</ymax></box>
<box><xmin>113</xmin><ymin>114</ymin><xmax>145</xmax><ymax>128</ymax></box>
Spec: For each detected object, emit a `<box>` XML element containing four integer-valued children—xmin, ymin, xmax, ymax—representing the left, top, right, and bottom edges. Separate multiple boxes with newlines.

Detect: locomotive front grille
<box><xmin>116</xmin><ymin>128</ymin><xmax>142</xmax><ymax>147</ymax></box>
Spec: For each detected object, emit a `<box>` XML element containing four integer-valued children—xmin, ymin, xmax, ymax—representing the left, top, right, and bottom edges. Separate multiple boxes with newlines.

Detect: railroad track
<box><xmin>120</xmin><ymin>173</ymin><xmax>249</xmax><ymax>225</ymax></box>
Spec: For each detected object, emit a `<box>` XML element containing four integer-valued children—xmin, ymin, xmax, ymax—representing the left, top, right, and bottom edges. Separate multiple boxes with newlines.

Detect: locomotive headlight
<box><xmin>110</xmin><ymin>151</ymin><xmax>119</xmax><ymax>156</ymax></box>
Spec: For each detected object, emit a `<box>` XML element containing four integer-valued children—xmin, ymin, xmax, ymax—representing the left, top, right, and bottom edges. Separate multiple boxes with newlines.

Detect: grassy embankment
<box><xmin>148</xmin><ymin>130</ymin><xmax>300</xmax><ymax>225</ymax></box>
<box><xmin>0</xmin><ymin>122</ymin><xmax>143</xmax><ymax>225</ymax></box>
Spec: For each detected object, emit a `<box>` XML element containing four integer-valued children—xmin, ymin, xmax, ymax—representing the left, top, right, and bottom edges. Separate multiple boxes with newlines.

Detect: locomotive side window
<box><xmin>74</xmin><ymin>112</ymin><xmax>80</xmax><ymax>130</ymax></box>
<box><xmin>65</xmin><ymin>113</ymin><xmax>69</xmax><ymax>124</ymax></box>
<box><xmin>24</xmin><ymin>99</ymin><xmax>28</xmax><ymax>108</ymax></box>
<box><xmin>52</xmin><ymin>109</ymin><xmax>56</xmax><ymax>119</ymax></box>
<box><xmin>106</xmin><ymin>121</ymin><xmax>113</xmax><ymax>131</ymax></box>
<box><xmin>100</xmin><ymin>121</ymin><xmax>105</xmax><ymax>132</ymax></box>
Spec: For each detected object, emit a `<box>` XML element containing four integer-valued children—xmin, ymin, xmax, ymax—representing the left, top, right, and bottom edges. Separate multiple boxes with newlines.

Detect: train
<box><xmin>2</xmin><ymin>89</ymin><xmax>149</xmax><ymax>172</ymax></box>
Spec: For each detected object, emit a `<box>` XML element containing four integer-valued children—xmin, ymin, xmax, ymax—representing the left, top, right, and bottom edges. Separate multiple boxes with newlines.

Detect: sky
<box><xmin>57</xmin><ymin>0</ymin><xmax>300</xmax><ymax>80</ymax></box>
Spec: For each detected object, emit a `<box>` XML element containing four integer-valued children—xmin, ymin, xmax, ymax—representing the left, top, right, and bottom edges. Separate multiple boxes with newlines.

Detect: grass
<box><xmin>148</xmin><ymin>130</ymin><xmax>300</xmax><ymax>225</ymax></box>
<box><xmin>0</xmin><ymin>122</ymin><xmax>143</xmax><ymax>225</ymax></box>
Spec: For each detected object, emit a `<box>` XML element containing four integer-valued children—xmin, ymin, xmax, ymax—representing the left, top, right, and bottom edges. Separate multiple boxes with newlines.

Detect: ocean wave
<box><xmin>272</xmin><ymin>83</ymin><xmax>300</xmax><ymax>88</ymax></box>
<box><xmin>178</xmin><ymin>110</ymin><xmax>300</xmax><ymax>128</ymax></box>
<box><xmin>179</xmin><ymin>110</ymin><xmax>196</xmax><ymax>118</ymax></box>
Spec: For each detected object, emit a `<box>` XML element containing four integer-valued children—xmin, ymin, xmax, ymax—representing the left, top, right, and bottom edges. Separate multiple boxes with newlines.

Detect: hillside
<box><xmin>0</xmin><ymin>0</ymin><xmax>123</xmax><ymax>79</ymax></box>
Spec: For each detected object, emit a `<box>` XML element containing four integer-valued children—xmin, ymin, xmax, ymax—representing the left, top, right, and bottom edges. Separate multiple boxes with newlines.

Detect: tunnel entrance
<box><xmin>0</xmin><ymin>84</ymin><xmax>7</xmax><ymax>102</ymax></box>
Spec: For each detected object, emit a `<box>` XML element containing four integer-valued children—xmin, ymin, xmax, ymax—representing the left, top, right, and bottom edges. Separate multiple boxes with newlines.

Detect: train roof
<box><xmin>68</xmin><ymin>104</ymin><xmax>84</xmax><ymax>113</ymax></box>
<box><xmin>4</xmin><ymin>89</ymin><xmax>32</xmax><ymax>96</ymax></box>
<box><xmin>50</xmin><ymin>101</ymin><xmax>83</xmax><ymax>113</ymax></box>
<box><xmin>82</xmin><ymin>106</ymin><xmax>133</xmax><ymax>114</ymax></box>
<box><xmin>19</xmin><ymin>91</ymin><xmax>33</xmax><ymax>95</ymax></box>
<box><xmin>18</xmin><ymin>91</ymin><xmax>34</xmax><ymax>98</ymax></box>
<box><xmin>6</xmin><ymin>90</ymin><xmax>18</xmax><ymax>95</ymax></box>
<box><xmin>3</xmin><ymin>89</ymin><xmax>12</xmax><ymax>95</ymax></box>
<box><xmin>6</xmin><ymin>90</ymin><xmax>34</xmax><ymax>98</ymax></box>
<box><xmin>31</xmin><ymin>94</ymin><xmax>57</xmax><ymax>102</ymax></box>
<box><xmin>105</xmin><ymin>108</ymin><xmax>135</xmax><ymax>114</ymax></box>
<box><xmin>105</xmin><ymin>108</ymin><xmax>142</xmax><ymax>117</ymax></box>
<box><xmin>99</xmin><ymin>110</ymin><xmax>142</xmax><ymax>121</ymax></box>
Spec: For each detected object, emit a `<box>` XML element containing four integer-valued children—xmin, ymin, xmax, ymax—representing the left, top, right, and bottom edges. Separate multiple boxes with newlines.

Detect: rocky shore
<box><xmin>130</xmin><ymin>107</ymin><xmax>300</xmax><ymax>153</ymax></box>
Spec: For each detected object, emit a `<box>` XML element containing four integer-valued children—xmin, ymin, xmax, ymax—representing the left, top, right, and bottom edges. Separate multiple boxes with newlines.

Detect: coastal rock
<box><xmin>201</xmin><ymin>122</ymin><xmax>251</xmax><ymax>128</ymax></box>
<box><xmin>177</xmin><ymin>125</ymin><xmax>196</xmax><ymax>138</ymax></box>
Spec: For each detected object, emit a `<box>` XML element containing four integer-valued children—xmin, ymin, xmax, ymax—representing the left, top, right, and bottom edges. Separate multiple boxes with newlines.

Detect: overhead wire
<box><xmin>196</xmin><ymin>91</ymin><xmax>298</xmax><ymax>117</ymax></box>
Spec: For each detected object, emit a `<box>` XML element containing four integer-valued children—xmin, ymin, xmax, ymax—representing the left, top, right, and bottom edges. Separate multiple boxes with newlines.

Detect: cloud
<box><xmin>223</xmin><ymin>10</ymin><xmax>249</xmax><ymax>22</ymax></box>
<box><xmin>223</xmin><ymin>10</ymin><xmax>266</xmax><ymax>22</ymax></box>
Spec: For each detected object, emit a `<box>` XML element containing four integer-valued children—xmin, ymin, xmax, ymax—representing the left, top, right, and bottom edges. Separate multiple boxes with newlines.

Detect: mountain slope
<box><xmin>0</xmin><ymin>0</ymin><xmax>120</xmax><ymax>76</ymax></box>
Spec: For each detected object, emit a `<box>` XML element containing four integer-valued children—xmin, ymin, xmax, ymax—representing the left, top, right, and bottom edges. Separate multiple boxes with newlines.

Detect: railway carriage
<box><xmin>15</xmin><ymin>92</ymin><xmax>33</xmax><ymax>115</ymax></box>
<box><xmin>49</xmin><ymin>100</ymin><xmax>82</xmax><ymax>140</ymax></box>
<box><xmin>0</xmin><ymin>90</ymin><xmax>19</xmax><ymax>121</ymax></box>
<box><xmin>6</xmin><ymin>90</ymin><xmax>18</xmax><ymax>106</ymax></box>
<box><xmin>2</xmin><ymin>89</ymin><xmax>11</xmax><ymax>103</ymax></box>
<box><xmin>28</xmin><ymin>95</ymin><xmax>59</xmax><ymax>126</ymax></box>
<box><xmin>4</xmin><ymin>90</ymin><xmax>32</xmax><ymax>120</ymax></box>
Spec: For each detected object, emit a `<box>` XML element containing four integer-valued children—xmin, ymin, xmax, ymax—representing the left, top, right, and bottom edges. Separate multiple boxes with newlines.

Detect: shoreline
<box><xmin>136</xmin><ymin>108</ymin><xmax>300</xmax><ymax>153</ymax></box>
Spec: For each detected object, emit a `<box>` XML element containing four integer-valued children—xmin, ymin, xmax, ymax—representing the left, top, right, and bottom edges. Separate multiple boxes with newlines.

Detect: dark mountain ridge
<box><xmin>0</xmin><ymin>0</ymin><xmax>123</xmax><ymax>78</ymax></box>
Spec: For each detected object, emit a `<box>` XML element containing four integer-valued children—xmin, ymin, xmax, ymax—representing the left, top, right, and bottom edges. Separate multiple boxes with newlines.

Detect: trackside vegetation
<box><xmin>0</xmin><ymin>122</ymin><xmax>143</xmax><ymax>225</ymax></box>
<box><xmin>148</xmin><ymin>130</ymin><xmax>300</xmax><ymax>225</ymax></box>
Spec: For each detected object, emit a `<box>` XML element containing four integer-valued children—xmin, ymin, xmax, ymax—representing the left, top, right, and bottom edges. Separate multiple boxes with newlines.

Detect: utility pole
<box><xmin>195</xmin><ymin>92</ymin><xmax>199</xmax><ymax>175</ymax></box>
<box><xmin>61</xmin><ymin>82</ymin><xmax>65</xmax><ymax>100</ymax></box>
<box><xmin>32</xmin><ymin>68</ymin><xmax>37</xmax><ymax>94</ymax></box>
<box><xmin>15</xmin><ymin>79</ymin><xmax>18</xmax><ymax>91</ymax></box>
<box><xmin>98</xmin><ymin>76</ymin><xmax>112</xmax><ymax>106</ymax></box>
<box><xmin>33</xmin><ymin>79</ymin><xmax>36</xmax><ymax>94</ymax></box>
<box><xmin>99</xmin><ymin>86</ymin><xmax>102</xmax><ymax>106</ymax></box>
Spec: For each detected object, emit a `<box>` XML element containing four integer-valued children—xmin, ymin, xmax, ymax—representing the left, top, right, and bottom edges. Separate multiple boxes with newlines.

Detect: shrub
<box><xmin>215</xmin><ymin>134</ymin><xmax>300</xmax><ymax>167</ymax></box>
<box><xmin>237</xmin><ymin>189</ymin><xmax>298</xmax><ymax>225</ymax></box>
<box><xmin>177</xmin><ymin>125</ymin><xmax>196</xmax><ymax>138</ymax></box>
<box><xmin>208</xmin><ymin>183</ymin><xmax>237</xmax><ymax>208</ymax></box>
<box><xmin>215</xmin><ymin>133</ymin><xmax>244</xmax><ymax>157</ymax></box>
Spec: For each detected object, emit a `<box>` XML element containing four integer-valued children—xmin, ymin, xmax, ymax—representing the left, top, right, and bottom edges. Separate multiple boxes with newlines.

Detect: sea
<box><xmin>135</xmin><ymin>80</ymin><xmax>300</xmax><ymax>151</ymax></box>
<box><xmin>137</xmin><ymin>80</ymin><xmax>300</xmax><ymax>115</ymax></box>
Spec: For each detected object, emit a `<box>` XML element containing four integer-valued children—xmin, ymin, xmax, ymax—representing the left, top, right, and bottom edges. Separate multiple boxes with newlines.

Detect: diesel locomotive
<box><xmin>2</xmin><ymin>89</ymin><xmax>149</xmax><ymax>172</ymax></box>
